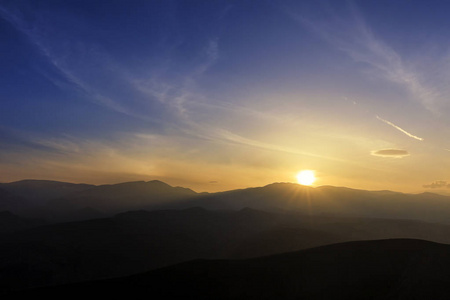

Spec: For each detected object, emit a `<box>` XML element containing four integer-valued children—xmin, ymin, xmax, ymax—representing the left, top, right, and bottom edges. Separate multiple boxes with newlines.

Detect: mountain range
<box><xmin>2</xmin><ymin>179</ymin><xmax>450</xmax><ymax>223</ymax></box>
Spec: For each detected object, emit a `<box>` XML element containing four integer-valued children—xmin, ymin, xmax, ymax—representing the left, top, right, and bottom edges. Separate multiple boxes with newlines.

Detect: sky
<box><xmin>1</xmin><ymin>0</ymin><xmax>450</xmax><ymax>193</ymax></box>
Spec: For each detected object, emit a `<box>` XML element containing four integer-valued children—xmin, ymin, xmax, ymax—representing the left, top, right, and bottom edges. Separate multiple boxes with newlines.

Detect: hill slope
<box><xmin>17</xmin><ymin>239</ymin><xmax>450</xmax><ymax>299</ymax></box>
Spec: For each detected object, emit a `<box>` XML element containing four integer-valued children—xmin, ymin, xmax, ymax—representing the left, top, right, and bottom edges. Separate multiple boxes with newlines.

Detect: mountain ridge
<box><xmin>2</xmin><ymin>178</ymin><xmax>444</xmax><ymax>196</ymax></box>
<box><xmin>4</xmin><ymin>179</ymin><xmax>450</xmax><ymax>224</ymax></box>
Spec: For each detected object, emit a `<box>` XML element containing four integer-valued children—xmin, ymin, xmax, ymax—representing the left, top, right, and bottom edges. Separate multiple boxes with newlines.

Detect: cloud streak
<box><xmin>376</xmin><ymin>116</ymin><xmax>423</xmax><ymax>141</ymax></box>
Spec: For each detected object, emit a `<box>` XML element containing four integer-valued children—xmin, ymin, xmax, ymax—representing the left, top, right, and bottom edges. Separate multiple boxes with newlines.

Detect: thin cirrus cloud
<box><xmin>376</xmin><ymin>116</ymin><xmax>424</xmax><ymax>141</ymax></box>
<box><xmin>130</xmin><ymin>38</ymin><xmax>220</xmax><ymax>120</ymax></box>
<box><xmin>371</xmin><ymin>149</ymin><xmax>409</xmax><ymax>158</ymax></box>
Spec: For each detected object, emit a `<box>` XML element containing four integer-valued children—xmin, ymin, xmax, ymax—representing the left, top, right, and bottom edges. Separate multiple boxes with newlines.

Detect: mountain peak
<box><xmin>145</xmin><ymin>180</ymin><xmax>172</xmax><ymax>188</ymax></box>
<box><xmin>146</xmin><ymin>180</ymin><xmax>168</xmax><ymax>185</ymax></box>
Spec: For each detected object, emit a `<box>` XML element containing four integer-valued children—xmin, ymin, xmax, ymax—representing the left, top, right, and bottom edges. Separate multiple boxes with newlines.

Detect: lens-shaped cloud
<box><xmin>371</xmin><ymin>149</ymin><xmax>409</xmax><ymax>158</ymax></box>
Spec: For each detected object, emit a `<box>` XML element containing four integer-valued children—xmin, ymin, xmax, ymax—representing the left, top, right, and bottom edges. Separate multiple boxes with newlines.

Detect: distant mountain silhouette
<box><xmin>0</xmin><ymin>180</ymin><xmax>94</xmax><ymax>205</ymax></box>
<box><xmin>4</xmin><ymin>208</ymin><xmax>450</xmax><ymax>292</ymax></box>
<box><xmin>169</xmin><ymin>183</ymin><xmax>450</xmax><ymax>224</ymax></box>
<box><xmin>47</xmin><ymin>180</ymin><xmax>197</xmax><ymax>213</ymax></box>
<box><xmin>0</xmin><ymin>180</ymin><xmax>196</xmax><ymax>221</ymax></box>
<box><xmin>15</xmin><ymin>239</ymin><xmax>450</xmax><ymax>299</ymax></box>
<box><xmin>6</xmin><ymin>179</ymin><xmax>450</xmax><ymax>224</ymax></box>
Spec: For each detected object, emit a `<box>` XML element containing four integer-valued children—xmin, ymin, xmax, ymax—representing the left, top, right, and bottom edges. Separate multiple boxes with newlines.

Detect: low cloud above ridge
<box><xmin>423</xmin><ymin>181</ymin><xmax>450</xmax><ymax>189</ymax></box>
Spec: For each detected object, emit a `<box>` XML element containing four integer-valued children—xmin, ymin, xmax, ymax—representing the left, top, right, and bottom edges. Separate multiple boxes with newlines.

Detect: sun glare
<box><xmin>296</xmin><ymin>170</ymin><xmax>316</xmax><ymax>186</ymax></box>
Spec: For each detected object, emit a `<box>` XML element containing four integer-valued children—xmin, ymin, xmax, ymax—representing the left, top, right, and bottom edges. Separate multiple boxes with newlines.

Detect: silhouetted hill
<box><xmin>48</xmin><ymin>180</ymin><xmax>197</xmax><ymax>213</ymax></box>
<box><xmin>4</xmin><ymin>208</ymin><xmax>450</xmax><ymax>292</ymax></box>
<box><xmin>0</xmin><ymin>180</ymin><xmax>94</xmax><ymax>205</ymax></box>
<box><xmin>16</xmin><ymin>239</ymin><xmax>450</xmax><ymax>299</ymax></box>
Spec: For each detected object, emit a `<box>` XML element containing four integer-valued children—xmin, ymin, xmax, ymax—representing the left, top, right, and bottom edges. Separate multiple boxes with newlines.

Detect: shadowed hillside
<box><xmin>4</xmin><ymin>208</ymin><xmax>450</xmax><ymax>291</ymax></box>
<box><xmin>15</xmin><ymin>239</ymin><xmax>450</xmax><ymax>299</ymax></box>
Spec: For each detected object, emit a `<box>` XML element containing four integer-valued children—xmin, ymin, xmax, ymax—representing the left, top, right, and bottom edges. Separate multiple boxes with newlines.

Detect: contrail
<box><xmin>376</xmin><ymin>115</ymin><xmax>424</xmax><ymax>141</ymax></box>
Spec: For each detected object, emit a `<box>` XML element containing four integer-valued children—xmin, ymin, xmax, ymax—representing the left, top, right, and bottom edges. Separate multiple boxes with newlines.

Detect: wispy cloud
<box><xmin>376</xmin><ymin>115</ymin><xmax>423</xmax><ymax>141</ymax></box>
<box><xmin>131</xmin><ymin>38</ymin><xmax>220</xmax><ymax>119</ymax></box>
<box><xmin>0</xmin><ymin>5</ymin><xmax>141</xmax><ymax>118</ymax></box>
<box><xmin>371</xmin><ymin>149</ymin><xmax>409</xmax><ymax>158</ymax></box>
<box><xmin>196</xmin><ymin>38</ymin><xmax>219</xmax><ymax>76</ymax></box>
<box><xmin>288</xmin><ymin>3</ymin><xmax>440</xmax><ymax>113</ymax></box>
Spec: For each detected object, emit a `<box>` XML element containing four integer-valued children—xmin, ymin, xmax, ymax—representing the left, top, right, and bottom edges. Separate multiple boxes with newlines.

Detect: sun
<box><xmin>296</xmin><ymin>170</ymin><xmax>316</xmax><ymax>186</ymax></box>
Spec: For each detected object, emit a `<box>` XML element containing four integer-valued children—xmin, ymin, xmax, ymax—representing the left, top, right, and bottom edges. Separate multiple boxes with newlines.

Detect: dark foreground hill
<box><xmin>16</xmin><ymin>239</ymin><xmax>450</xmax><ymax>299</ymax></box>
<box><xmin>0</xmin><ymin>208</ymin><xmax>340</xmax><ymax>291</ymax></box>
<box><xmin>4</xmin><ymin>208</ymin><xmax>450</xmax><ymax>292</ymax></box>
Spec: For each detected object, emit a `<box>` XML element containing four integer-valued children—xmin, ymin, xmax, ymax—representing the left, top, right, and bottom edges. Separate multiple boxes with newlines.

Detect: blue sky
<box><xmin>1</xmin><ymin>0</ymin><xmax>450</xmax><ymax>192</ymax></box>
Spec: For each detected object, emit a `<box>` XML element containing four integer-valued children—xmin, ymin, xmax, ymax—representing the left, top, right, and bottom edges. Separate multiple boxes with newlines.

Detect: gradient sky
<box><xmin>1</xmin><ymin>0</ymin><xmax>450</xmax><ymax>193</ymax></box>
